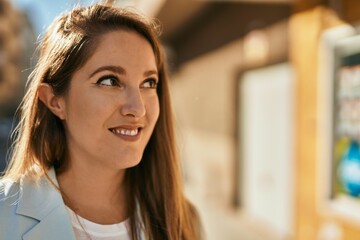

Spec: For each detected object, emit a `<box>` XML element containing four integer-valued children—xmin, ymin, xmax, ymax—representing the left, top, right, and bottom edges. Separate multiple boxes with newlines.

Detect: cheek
<box><xmin>65</xmin><ymin>92</ymin><xmax>110</xmax><ymax>129</ymax></box>
<box><xmin>147</xmin><ymin>97</ymin><xmax>160</xmax><ymax>124</ymax></box>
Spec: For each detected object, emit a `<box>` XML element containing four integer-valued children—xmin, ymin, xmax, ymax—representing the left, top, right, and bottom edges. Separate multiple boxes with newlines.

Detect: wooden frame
<box><xmin>318</xmin><ymin>24</ymin><xmax>360</xmax><ymax>224</ymax></box>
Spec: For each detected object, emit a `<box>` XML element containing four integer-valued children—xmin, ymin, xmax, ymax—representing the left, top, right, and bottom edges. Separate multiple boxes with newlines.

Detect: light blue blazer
<box><xmin>0</xmin><ymin>168</ymin><xmax>76</xmax><ymax>240</ymax></box>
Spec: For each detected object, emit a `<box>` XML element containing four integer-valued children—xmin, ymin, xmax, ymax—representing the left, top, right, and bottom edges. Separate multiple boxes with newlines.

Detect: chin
<box><xmin>113</xmin><ymin>155</ymin><xmax>143</xmax><ymax>170</ymax></box>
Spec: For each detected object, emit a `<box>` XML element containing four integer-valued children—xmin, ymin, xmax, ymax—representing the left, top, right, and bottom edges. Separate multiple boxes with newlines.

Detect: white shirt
<box><xmin>65</xmin><ymin>206</ymin><xmax>131</xmax><ymax>240</ymax></box>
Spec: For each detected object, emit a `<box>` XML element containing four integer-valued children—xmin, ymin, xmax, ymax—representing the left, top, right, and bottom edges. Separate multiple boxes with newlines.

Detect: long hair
<box><xmin>3</xmin><ymin>4</ymin><xmax>200</xmax><ymax>240</ymax></box>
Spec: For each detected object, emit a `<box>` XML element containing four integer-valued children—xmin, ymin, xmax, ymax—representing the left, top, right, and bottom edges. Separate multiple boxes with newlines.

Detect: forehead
<box><xmin>82</xmin><ymin>30</ymin><xmax>157</xmax><ymax>73</ymax></box>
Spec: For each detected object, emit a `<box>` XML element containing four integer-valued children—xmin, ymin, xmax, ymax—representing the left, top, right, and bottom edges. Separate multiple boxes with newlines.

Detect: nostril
<box><xmin>121</xmin><ymin>109</ymin><xmax>146</xmax><ymax>118</ymax></box>
<box><xmin>120</xmin><ymin>92</ymin><xmax>146</xmax><ymax>118</ymax></box>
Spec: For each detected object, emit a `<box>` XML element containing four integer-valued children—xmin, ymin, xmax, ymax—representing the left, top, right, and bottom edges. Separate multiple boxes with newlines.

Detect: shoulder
<box><xmin>0</xmin><ymin>178</ymin><xmax>23</xmax><ymax>239</ymax></box>
<box><xmin>0</xmin><ymin>177</ymin><xmax>21</xmax><ymax>204</ymax></box>
<box><xmin>0</xmin><ymin>174</ymin><xmax>61</xmax><ymax>239</ymax></box>
<box><xmin>0</xmin><ymin>178</ymin><xmax>21</xmax><ymax>216</ymax></box>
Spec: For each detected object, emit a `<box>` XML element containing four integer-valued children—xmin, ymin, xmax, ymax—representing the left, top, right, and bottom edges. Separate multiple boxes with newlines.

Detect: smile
<box><xmin>110</xmin><ymin>128</ymin><xmax>139</xmax><ymax>136</ymax></box>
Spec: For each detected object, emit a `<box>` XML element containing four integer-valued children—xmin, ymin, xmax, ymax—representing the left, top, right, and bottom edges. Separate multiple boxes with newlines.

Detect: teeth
<box><xmin>112</xmin><ymin>128</ymin><xmax>138</xmax><ymax>136</ymax></box>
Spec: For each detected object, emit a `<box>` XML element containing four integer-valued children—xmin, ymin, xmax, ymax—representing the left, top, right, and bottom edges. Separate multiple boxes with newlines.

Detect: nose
<box><xmin>120</xmin><ymin>88</ymin><xmax>146</xmax><ymax>118</ymax></box>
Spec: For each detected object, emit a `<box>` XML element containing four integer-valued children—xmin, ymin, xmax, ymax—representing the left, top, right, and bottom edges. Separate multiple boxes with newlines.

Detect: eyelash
<box><xmin>95</xmin><ymin>75</ymin><xmax>158</xmax><ymax>89</ymax></box>
<box><xmin>95</xmin><ymin>75</ymin><xmax>119</xmax><ymax>87</ymax></box>
<box><xmin>142</xmin><ymin>78</ymin><xmax>158</xmax><ymax>89</ymax></box>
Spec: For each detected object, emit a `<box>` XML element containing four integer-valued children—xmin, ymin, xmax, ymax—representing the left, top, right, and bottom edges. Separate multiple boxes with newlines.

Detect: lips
<box><xmin>110</xmin><ymin>128</ymin><xmax>139</xmax><ymax>136</ymax></box>
<box><xmin>108</xmin><ymin>125</ymin><xmax>143</xmax><ymax>140</ymax></box>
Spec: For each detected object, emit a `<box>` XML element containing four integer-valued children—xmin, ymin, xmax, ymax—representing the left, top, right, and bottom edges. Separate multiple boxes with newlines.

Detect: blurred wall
<box><xmin>168</xmin><ymin>1</ymin><xmax>360</xmax><ymax>240</ymax></box>
<box><xmin>170</xmin><ymin>19</ymin><xmax>289</xmax><ymax>240</ymax></box>
<box><xmin>0</xmin><ymin>0</ymin><xmax>36</xmax><ymax>173</ymax></box>
<box><xmin>0</xmin><ymin>0</ymin><xmax>23</xmax><ymax>116</ymax></box>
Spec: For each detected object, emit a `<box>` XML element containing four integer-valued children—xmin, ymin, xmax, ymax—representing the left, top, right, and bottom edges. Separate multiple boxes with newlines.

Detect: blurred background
<box><xmin>1</xmin><ymin>0</ymin><xmax>360</xmax><ymax>239</ymax></box>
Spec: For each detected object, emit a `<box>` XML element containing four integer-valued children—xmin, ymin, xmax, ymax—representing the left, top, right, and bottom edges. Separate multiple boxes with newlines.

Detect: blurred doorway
<box><xmin>237</xmin><ymin>62</ymin><xmax>295</xmax><ymax>239</ymax></box>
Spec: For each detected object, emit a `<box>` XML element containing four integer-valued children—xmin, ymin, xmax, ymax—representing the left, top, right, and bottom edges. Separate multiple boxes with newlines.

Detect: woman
<box><xmin>0</xmin><ymin>3</ymin><xmax>201</xmax><ymax>240</ymax></box>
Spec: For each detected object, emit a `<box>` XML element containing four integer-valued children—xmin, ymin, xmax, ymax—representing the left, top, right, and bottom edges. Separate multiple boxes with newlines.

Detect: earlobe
<box><xmin>38</xmin><ymin>83</ymin><xmax>66</xmax><ymax>120</ymax></box>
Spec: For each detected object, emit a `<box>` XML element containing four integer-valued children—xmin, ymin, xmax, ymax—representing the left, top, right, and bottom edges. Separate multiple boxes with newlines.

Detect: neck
<box><xmin>56</xmin><ymin>160</ymin><xmax>128</xmax><ymax>224</ymax></box>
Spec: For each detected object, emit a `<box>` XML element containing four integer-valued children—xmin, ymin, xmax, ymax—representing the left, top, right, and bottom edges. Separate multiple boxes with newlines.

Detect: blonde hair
<box><xmin>4</xmin><ymin>4</ymin><xmax>200</xmax><ymax>240</ymax></box>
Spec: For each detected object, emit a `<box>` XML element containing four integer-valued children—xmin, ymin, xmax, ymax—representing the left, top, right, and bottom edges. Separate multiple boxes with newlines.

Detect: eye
<box><xmin>96</xmin><ymin>75</ymin><xmax>119</xmax><ymax>86</ymax></box>
<box><xmin>142</xmin><ymin>78</ymin><xmax>158</xmax><ymax>89</ymax></box>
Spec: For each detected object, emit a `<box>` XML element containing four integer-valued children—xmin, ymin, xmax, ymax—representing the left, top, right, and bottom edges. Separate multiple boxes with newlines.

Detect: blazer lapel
<box><xmin>15</xmin><ymin>168</ymin><xmax>75</xmax><ymax>240</ymax></box>
<box><xmin>22</xmin><ymin>205</ymin><xmax>75</xmax><ymax>240</ymax></box>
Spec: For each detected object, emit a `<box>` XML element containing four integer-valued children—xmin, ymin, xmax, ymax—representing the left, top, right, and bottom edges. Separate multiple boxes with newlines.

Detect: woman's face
<box><xmin>59</xmin><ymin>30</ymin><xmax>160</xmax><ymax>171</ymax></box>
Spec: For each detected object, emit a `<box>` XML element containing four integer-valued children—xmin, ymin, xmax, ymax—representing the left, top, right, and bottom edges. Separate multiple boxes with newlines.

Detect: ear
<box><xmin>38</xmin><ymin>83</ymin><xmax>66</xmax><ymax>120</ymax></box>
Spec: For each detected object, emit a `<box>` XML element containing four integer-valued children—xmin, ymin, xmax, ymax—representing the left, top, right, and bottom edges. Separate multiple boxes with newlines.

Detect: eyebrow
<box><xmin>89</xmin><ymin>65</ymin><xmax>125</xmax><ymax>78</ymax></box>
<box><xmin>143</xmin><ymin>70</ymin><xmax>159</xmax><ymax>78</ymax></box>
<box><xmin>89</xmin><ymin>65</ymin><xmax>158</xmax><ymax>78</ymax></box>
